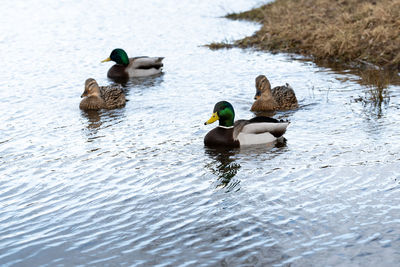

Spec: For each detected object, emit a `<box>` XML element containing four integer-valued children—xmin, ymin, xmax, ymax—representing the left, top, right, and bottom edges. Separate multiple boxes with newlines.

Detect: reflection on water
<box><xmin>353</xmin><ymin>92</ymin><xmax>390</xmax><ymax>119</ymax></box>
<box><xmin>80</xmin><ymin>108</ymin><xmax>126</xmax><ymax>143</ymax></box>
<box><xmin>300</xmin><ymin>55</ymin><xmax>399</xmax><ymax>118</ymax></box>
<box><xmin>81</xmin><ymin>110</ymin><xmax>102</xmax><ymax>129</ymax></box>
<box><xmin>300</xmin><ymin>56</ymin><xmax>400</xmax><ymax>86</ymax></box>
<box><xmin>205</xmin><ymin>138</ymin><xmax>287</xmax><ymax>192</ymax></box>
<box><xmin>114</xmin><ymin>73</ymin><xmax>165</xmax><ymax>89</ymax></box>
<box><xmin>351</xmin><ymin>69</ymin><xmax>393</xmax><ymax>119</ymax></box>
<box><xmin>237</xmin><ymin>138</ymin><xmax>288</xmax><ymax>161</ymax></box>
<box><xmin>1</xmin><ymin>0</ymin><xmax>400</xmax><ymax>265</ymax></box>
<box><xmin>205</xmin><ymin>147</ymin><xmax>241</xmax><ymax>191</ymax></box>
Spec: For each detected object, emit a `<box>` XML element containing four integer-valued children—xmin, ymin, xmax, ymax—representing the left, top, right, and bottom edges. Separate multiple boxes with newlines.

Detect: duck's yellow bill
<box><xmin>205</xmin><ymin>112</ymin><xmax>219</xmax><ymax>125</ymax></box>
<box><xmin>101</xmin><ymin>57</ymin><xmax>111</xmax><ymax>63</ymax></box>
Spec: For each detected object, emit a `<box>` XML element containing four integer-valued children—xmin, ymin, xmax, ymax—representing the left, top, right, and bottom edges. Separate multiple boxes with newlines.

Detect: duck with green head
<box><xmin>204</xmin><ymin>101</ymin><xmax>289</xmax><ymax>147</ymax></box>
<box><xmin>101</xmin><ymin>48</ymin><xmax>164</xmax><ymax>80</ymax></box>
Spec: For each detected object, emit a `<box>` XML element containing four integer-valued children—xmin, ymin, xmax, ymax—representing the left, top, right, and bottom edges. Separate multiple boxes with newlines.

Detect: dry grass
<box><xmin>205</xmin><ymin>41</ymin><xmax>234</xmax><ymax>50</ymax></box>
<box><xmin>226</xmin><ymin>0</ymin><xmax>400</xmax><ymax>70</ymax></box>
<box><xmin>359</xmin><ymin>69</ymin><xmax>391</xmax><ymax>104</ymax></box>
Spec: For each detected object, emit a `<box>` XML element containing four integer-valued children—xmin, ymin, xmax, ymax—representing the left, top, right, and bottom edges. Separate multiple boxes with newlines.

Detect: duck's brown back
<box><xmin>100</xmin><ymin>85</ymin><xmax>126</xmax><ymax>109</ymax></box>
<box><xmin>271</xmin><ymin>84</ymin><xmax>298</xmax><ymax>110</ymax></box>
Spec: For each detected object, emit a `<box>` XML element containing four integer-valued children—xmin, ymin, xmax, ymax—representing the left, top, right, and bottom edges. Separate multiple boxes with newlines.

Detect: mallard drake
<box><xmin>204</xmin><ymin>101</ymin><xmax>289</xmax><ymax>147</ymax></box>
<box><xmin>101</xmin><ymin>48</ymin><xmax>164</xmax><ymax>79</ymax></box>
<box><xmin>80</xmin><ymin>78</ymin><xmax>126</xmax><ymax>110</ymax></box>
<box><xmin>251</xmin><ymin>75</ymin><xmax>298</xmax><ymax>111</ymax></box>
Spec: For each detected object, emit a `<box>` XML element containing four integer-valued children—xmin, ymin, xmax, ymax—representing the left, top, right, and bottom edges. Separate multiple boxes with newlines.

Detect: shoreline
<box><xmin>209</xmin><ymin>0</ymin><xmax>400</xmax><ymax>73</ymax></box>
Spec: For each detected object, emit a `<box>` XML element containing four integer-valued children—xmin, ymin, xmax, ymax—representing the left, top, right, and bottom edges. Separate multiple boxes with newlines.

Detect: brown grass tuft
<box><xmin>205</xmin><ymin>42</ymin><xmax>234</xmax><ymax>50</ymax></box>
<box><xmin>227</xmin><ymin>0</ymin><xmax>400</xmax><ymax>70</ymax></box>
<box><xmin>359</xmin><ymin>69</ymin><xmax>391</xmax><ymax>105</ymax></box>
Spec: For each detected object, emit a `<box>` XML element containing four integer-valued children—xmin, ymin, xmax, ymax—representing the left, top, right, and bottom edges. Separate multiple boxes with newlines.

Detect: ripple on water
<box><xmin>1</xmin><ymin>0</ymin><xmax>400</xmax><ymax>266</ymax></box>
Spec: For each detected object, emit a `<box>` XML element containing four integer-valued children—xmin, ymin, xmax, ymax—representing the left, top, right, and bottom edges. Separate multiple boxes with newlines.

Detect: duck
<box><xmin>101</xmin><ymin>48</ymin><xmax>164</xmax><ymax>79</ymax></box>
<box><xmin>80</xmin><ymin>78</ymin><xmax>126</xmax><ymax>110</ymax></box>
<box><xmin>251</xmin><ymin>75</ymin><xmax>298</xmax><ymax>111</ymax></box>
<box><xmin>204</xmin><ymin>101</ymin><xmax>289</xmax><ymax>147</ymax></box>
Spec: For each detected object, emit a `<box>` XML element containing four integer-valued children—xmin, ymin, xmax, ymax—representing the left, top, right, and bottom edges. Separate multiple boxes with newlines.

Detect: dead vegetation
<box><xmin>359</xmin><ymin>69</ymin><xmax>391</xmax><ymax>105</ymax></box>
<box><xmin>224</xmin><ymin>0</ymin><xmax>400</xmax><ymax>71</ymax></box>
<box><xmin>205</xmin><ymin>41</ymin><xmax>234</xmax><ymax>50</ymax></box>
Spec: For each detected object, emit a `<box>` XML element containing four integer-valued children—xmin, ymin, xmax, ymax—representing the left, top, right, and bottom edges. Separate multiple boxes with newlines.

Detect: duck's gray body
<box><xmin>107</xmin><ymin>57</ymin><xmax>164</xmax><ymax>79</ymax></box>
<box><xmin>204</xmin><ymin>117</ymin><xmax>289</xmax><ymax>147</ymax></box>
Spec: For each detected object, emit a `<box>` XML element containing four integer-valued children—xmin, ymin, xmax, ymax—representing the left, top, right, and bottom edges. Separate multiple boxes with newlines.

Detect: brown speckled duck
<box><xmin>101</xmin><ymin>48</ymin><xmax>164</xmax><ymax>80</ymax></box>
<box><xmin>251</xmin><ymin>75</ymin><xmax>298</xmax><ymax>111</ymax></box>
<box><xmin>80</xmin><ymin>78</ymin><xmax>126</xmax><ymax>110</ymax></box>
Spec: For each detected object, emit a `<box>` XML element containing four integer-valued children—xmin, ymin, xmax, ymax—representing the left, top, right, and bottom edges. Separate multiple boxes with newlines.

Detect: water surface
<box><xmin>1</xmin><ymin>0</ymin><xmax>399</xmax><ymax>266</ymax></box>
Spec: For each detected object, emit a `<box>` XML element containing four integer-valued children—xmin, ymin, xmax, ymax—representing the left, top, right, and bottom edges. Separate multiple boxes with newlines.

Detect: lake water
<box><xmin>1</xmin><ymin>0</ymin><xmax>399</xmax><ymax>266</ymax></box>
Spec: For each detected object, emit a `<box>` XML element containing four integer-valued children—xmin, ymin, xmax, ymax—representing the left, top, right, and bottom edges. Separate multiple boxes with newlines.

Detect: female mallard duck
<box><xmin>251</xmin><ymin>75</ymin><xmax>298</xmax><ymax>111</ymax></box>
<box><xmin>204</xmin><ymin>101</ymin><xmax>289</xmax><ymax>147</ymax></box>
<box><xmin>101</xmin><ymin>48</ymin><xmax>164</xmax><ymax>79</ymax></box>
<box><xmin>80</xmin><ymin>78</ymin><xmax>126</xmax><ymax>110</ymax></box>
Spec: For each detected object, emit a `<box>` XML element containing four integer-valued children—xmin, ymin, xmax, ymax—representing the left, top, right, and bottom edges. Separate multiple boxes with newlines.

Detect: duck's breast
<box><xmin>107</xmin><ymin>65</ymin><xmax>129</xmax><ymax>79</ymax></box>
<box><xmin>79</xmin><ymin>96</ymin><xmax>106</xmax><ymax>110</ymax></box>
<box><xmin>204</xmin><ymin>127</ymin><xmax>239</xmax><ymax>147</ymax></box>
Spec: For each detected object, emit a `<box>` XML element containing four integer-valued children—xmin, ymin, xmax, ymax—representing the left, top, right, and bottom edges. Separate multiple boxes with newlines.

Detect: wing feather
<box><xmin>130</xmin><ymin>57</ymin><xmax>164</xmax><ymax>69</ymax></box>
<box><xmin>241</xmin><ymin>122</ymin><xmax>289</xmax><ymax>137</ymax></box>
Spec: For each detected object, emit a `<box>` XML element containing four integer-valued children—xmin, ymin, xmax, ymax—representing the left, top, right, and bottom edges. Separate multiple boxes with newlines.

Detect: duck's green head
<box><xmin>101</xmin><ymin>48</ymin><xmax>129</xmax><ymax>66</ymax></box>
<box><xmin>204</xmin><ymin>101</ymin><xmax>235</xmax><ymax>127</ymax></box>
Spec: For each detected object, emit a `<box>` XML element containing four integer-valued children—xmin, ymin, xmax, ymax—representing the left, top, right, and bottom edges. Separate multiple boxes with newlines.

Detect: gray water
<box><xmin>1</xmin><ymin>0</ymin><xmax>400</xmax><ymax>266</ymax></box>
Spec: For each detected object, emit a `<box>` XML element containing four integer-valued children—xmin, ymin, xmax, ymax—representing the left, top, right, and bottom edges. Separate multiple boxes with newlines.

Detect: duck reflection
<box><xmin>205</xmin><ymin>139</ymin><xmax>288</xmax><ymax>191</ymax></box>
<box><xmin>80</xmin><ymin>109</ymin><xmax>104</xmax><ymax>144</ymax></box>
<box><xmin>205</xmin><ymin>147</ymin><xmax>241</xmax><ymax>191</ymax></box>
<box><xmin>80</xmin><ymin>108</ymin><xmax>125</xmax><ymax>143</ymax></box>
<box><xmin>236</xmin><ymin>138</ymin><xmax>288</xmax><ymax>159</ymax></box>
<box><xmin>81</xmin><ymin>110</ymin><xmax>102</xmax><ymax>129</ymax></box>
<box><xmin>356</xmin><ymin>69</ymin><xmax>393</xmax><ymax>119</ymax></box>
<box><xmin>110</xmin><ymin>73</ymin><xmax>165</xmax><ymax>88</ymax></box>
